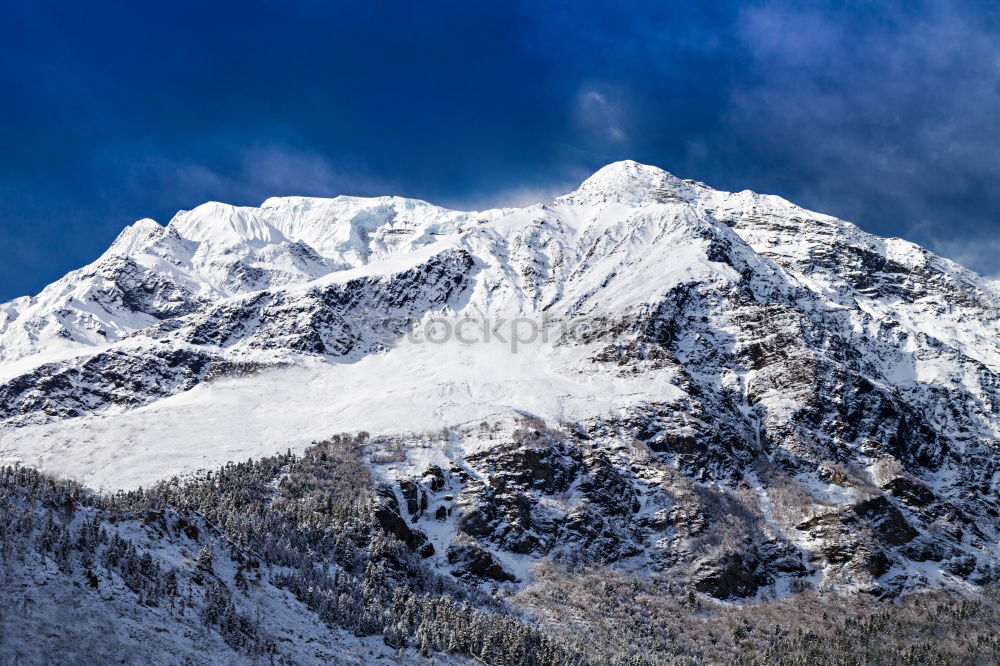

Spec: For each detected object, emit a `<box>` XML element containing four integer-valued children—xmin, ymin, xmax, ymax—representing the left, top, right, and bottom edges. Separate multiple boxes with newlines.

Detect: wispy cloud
<box><xmin>905</xmin><ymin>219</ymin><xmax>1000</xmax><ymax>281</ymax></box>
<box><xmin>446</xmin><ymin>182</ymin><xmax>577</xmax><ymax>211</ymax></box>
<box><xmin>575</xmin><ymin>86</ymin><xmax>629</xmax><ymax>144</ymax></box>
<box><xmin>100</xmin><ymin>141</ymin><xmax>583</xmax><ymax>216</ymax></box>
<box><xmin>236</xmin><ymin>146</ymin><xmax>396</xmax><ymax>199</ymax></box>
<box><xmin>102</xmin><ymin>143</ymin><xmax>399</xmax><ymax>219</ymax></box>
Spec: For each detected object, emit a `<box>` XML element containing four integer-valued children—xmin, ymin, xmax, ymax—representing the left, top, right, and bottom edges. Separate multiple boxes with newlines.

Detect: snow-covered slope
<box><xmin>3</xmin><ymin>160</ymin><xmax>1000</xmax><ymax>600</ymax></box>
<box><xmin>0</xmin><ymin>195</ymin><xmax>471</xmax><ymax>365</ymax></box>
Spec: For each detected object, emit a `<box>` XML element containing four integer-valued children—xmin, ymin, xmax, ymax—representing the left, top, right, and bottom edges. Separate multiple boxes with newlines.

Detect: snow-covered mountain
<box><xmin>3</xmin><ymin>160</ymin><xmax>1000</xmax><ymax>601</ymax></box>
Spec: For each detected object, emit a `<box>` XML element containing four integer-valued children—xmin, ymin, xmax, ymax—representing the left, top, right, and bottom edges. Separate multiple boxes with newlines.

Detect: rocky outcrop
<box><xmin>446</xmin><ymin>542</ymin><xmax>517</xmax><ymax>583</ymax></box>
<box><xmin>374</xmin><ymin>489</ymin><xmax>434</xmax><ymax>559</ymax></box>
<box><xmin>0</xmin><ymin>346</ymin><xmax>218</xmax><ymax>424</ymax></box>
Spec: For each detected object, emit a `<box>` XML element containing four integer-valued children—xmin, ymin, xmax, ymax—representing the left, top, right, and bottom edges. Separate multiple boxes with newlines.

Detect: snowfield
<box><xmin>1</xmin><ymin>337</ymin><xmax>683</xmax><ymax>490</ymax></box>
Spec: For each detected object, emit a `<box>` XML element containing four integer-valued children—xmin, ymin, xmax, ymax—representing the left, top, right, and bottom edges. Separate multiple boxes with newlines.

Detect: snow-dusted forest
<box><xmin>3</xmin><ymin>435</ymin><xmax>999</xmax><ymax>665</ymax></box>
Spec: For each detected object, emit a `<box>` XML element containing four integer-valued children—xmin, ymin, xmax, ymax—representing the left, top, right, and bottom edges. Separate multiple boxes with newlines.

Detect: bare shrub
<box><xmin>516</xmin><ymin>561</ymin><xmax>1000</xmax><ymax>665</ymax></box>
<box><xmin>870</xmin><ymin>456</ymin><xmax>906</xmax><ymax>487</ymax></box>
<box><xmin>370</xmin><ymin>438</ymin><xmax>407</xmax><ymax>464</ymax></box>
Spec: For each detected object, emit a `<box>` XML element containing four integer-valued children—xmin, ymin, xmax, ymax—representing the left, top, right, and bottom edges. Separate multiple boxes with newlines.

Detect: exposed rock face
<box><xmin>883</xmin><ymin>477</ymin><xmax>936</xmax><ymax>507</ymax></box>
<box><xmin>0</xmin><ymin>347</ymin><xmax>218</xmax><ymax>424</ymax></box>
<box><xmin>447</xmin><ymin>542</ymin><xmax>517</xmax><ymax>583</ymax></box>
<box><xmin>853</xmin><ymin>497</ymin><xmax>919</xmax><ymax>546</ymax></box>
<box><xmin>693</xmin><ymin>551</ymin><xmax>772</xmax><ymax>599</ymax></box>
<box><xmin>3</xmin><ymin>160</ymin><xmax>1000</xmax><ymax>600</ymax></box>
<box><xmin>375</xmin><ymin>489</ymin><xmax>435</xmax><ymax>559</ymax></box>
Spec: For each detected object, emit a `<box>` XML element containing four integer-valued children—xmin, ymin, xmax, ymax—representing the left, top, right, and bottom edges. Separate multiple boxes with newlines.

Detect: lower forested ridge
<box><xmin>2</xmin><ymin>435</ymin><xmax>998</xmax><ymax>665</ymax></box>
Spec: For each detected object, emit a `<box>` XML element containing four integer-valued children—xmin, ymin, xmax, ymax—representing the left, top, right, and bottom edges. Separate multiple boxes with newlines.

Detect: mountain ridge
<box><xmin>2</xmin><ymin>160</ymin><xmax>1000</xmax><ymax>601</ymax></box>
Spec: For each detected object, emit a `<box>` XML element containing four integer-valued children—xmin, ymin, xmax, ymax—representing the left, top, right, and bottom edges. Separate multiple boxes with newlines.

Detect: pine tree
<box><xmin>196</xmin><ymin>543</ymin><xmax>214</xmax><ymax>572</ymax></box>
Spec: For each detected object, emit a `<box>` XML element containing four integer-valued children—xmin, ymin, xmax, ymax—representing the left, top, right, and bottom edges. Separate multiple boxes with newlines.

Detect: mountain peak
<box><xmin>587</xmin><ymin>159</ymin><xmax>669</xmax><ymax>179</ymax></box>
<box><xmin>106</xmin><ymin>217</ymin><xmax>165</xmax><ymax>256</ymax></box>
<box><xmin>563</xmin><ymin>160</ymin><xmax>690</xmax><ymax>205</ymax></box>
<box><xmin>166</xmin><ymin>201</ymin><xmax>288</xmax><ymax>248</ymax></box>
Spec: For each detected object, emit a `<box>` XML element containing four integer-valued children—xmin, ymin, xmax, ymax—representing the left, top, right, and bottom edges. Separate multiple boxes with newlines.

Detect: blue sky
<box><xmin>3</xmin><ymin>0</ymin><xmax>1000</xmax><ymax>301</ymax></box>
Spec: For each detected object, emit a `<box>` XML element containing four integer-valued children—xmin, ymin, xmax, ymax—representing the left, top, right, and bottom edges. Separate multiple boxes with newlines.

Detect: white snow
<box><xmin>0</xmin><ymin>333</ymin><xmax>683</xmax><ymax>490</ymax></box>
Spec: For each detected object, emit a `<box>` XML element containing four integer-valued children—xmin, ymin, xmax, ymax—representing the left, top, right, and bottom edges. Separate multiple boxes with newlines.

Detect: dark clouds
<box><xmin>705</xmin><ymin>1</ymin><xmax>1000</xmax><ymax>273</ymax></box>
<box><xmin>1</xmin><ymin>0</ymin><xmax>999</xmax><ymax>301</ymax></box>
